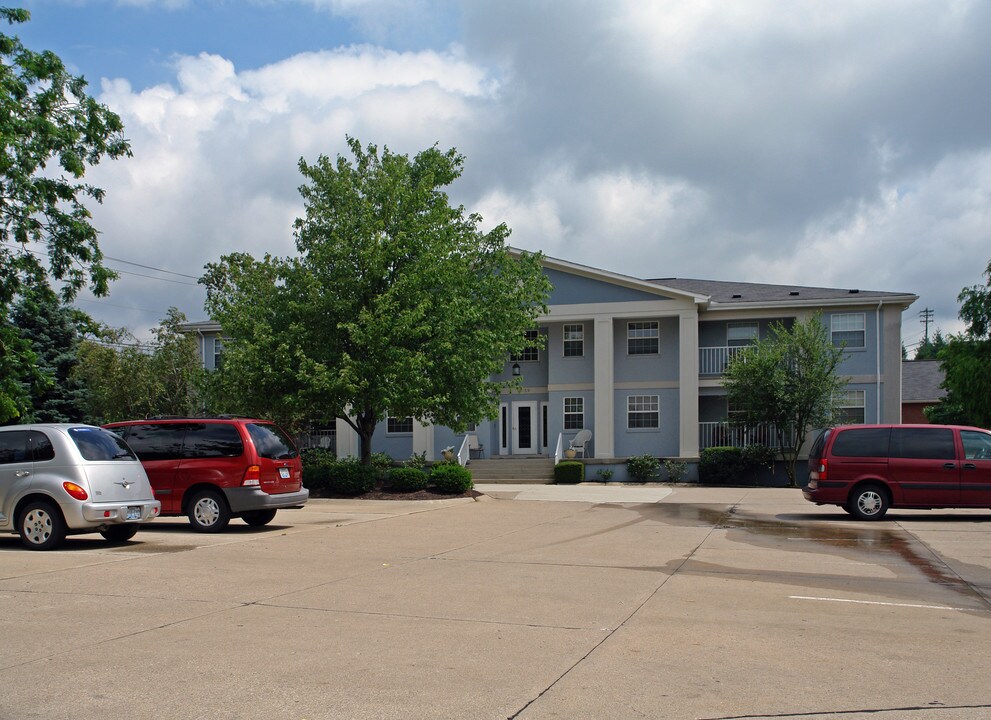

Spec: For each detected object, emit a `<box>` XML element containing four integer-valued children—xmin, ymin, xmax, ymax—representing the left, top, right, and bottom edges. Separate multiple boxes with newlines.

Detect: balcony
<box><xmin>699</xmin><ymin>422</ymin><xmax>793</xmax><ymax>450</ymax></box>
<box><xmin>699</xmin><ymin>345</ymin><xmax>749</xmax><ymax>376</ymax></box>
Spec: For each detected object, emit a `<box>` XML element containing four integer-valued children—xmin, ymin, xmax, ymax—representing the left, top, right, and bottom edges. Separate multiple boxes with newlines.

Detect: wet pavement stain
<box><xmin>609</xmin><ymin>502</ymin><xmax>991</xmax><ymax>612</ymax></box>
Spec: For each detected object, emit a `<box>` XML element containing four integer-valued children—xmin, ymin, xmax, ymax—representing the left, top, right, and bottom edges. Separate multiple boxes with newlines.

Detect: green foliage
<box><xmin>663</xmin><ymin>459</ymin><xmax>688</xmax><ymax>483</ymax></box>
<box><xmin>699</xmin><ymin>447</ymin><xmax>747</xmax><ymax>485</ymax></box>
<box><xmin>369</xmin><ymin>452</ymin><xmax>394</xmax><ymax>473</ymax></box>
<box><xmin>326</xmin><ymin>459</ymin><xmax>379</xmax><ymax>496</ymax></box>
<box><xmin>0</xmin><ymin>10</ymin><xmax>131</xmax><ymax>421</ymax></box>
<box><xmin>300</xmin><ymin>447</ymin><xmax>337</xmax><ymax>492</ymax></box>
<box><xmin>914</xmin><ymin>330</ymin><xmax>947</xmax><ymax>360</ymax></box>
<box><xmin>596</xmin><ymin>468</ymin><xmax>614</xmax><ymax>482</ymax></box>
<box><xmin>71</xmin><ymin>309</ymin><xmax>204</xmax><ymax>424</ymax></box>
<box><xmin>723</xmin><ymin>313</ymin><xmax>847</xmax><ymax>486</ymax></box>
<box><xmin>430</xmin><ymin>463</ymin><xmax>473</xmax><ymax>493</ymax></box>
<box><xmin>404</xmin><ymin>451</ymin><xmax>427</xmax><ymax>469</ymax></box>
<box><xmin>932</xmin><ymin>260</ymin><xmax>991</xmax><ymax>429</ymax></box>
<box><xmin>741</xmin><ymin>444</ymin><xmax>777</xmax><ymax>472</ymax></box>
<box><xmin>201</xmin><ymin>136</ymin><xmax>551</xmax><ymax>462</ymax></box>
<box><xmin>626</xmin><ymin>454</ymin><xmax>661</xmax><ymax>483</ymax></box>
<box><xmin>554</xmin><ymin>460</ymin><xmax>584</xmax><ymax>483</ymax></box>
<box><xmin>385</xmin><ymin>466</ymin><xmax>429</xmax><ymax>492</ymax></box>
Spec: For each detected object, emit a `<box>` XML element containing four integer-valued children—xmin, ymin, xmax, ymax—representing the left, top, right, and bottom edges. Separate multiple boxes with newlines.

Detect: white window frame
<box><xmin>726</xmin><ymin>322</ymin><xmax>758</xmax><ymax>347</ymax></box>
<box><xmin>563</xmin><ymin>323</ymin><xmax>584</xmax><ymax>358</ymax></box>
<box><xmin>627</xmin><ymin>321</ymin><xmax>659</xmax><ymax>355</ymax></box>
<box><xmin>212</xmin><ymin>337</ymin><xmax>225</xmax><ymax>371</ymax></box>
<box><xmin>386</xmin><ymin>416</ymin><xmax>414</xmax><ymax>435</ymax></box>
<box><xmin>627</xmin><ymin>395</ymin><xmax>660</xmax><ymax>429</ymax></box>
<box><xmin>831</xmin><ymin>313</ymin><xmax>866</xmax><ymax>349</ymax></box>
<box><xmin>834</xmin><ymin>390</ymin><xmax>866</xmax><ymax>424</ymax></box>
<box><xmin>511</xmin><ymin>329</ymin><xmax>539</xmax><ymax>363</ymax></box>
<box><xmin>564</xmin><ymin>397</ymin><xmax>584</xmax><ymax>431</ymax></box>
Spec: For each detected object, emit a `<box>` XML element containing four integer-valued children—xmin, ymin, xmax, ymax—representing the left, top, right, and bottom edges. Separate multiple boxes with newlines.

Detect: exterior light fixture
<box><xmin>512</xmin><ymin>362</ymin><xmax>521</xmax><ymax>376</ymax></box>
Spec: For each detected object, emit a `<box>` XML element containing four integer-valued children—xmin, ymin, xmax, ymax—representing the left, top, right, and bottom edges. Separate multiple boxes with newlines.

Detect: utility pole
<box><xmin>920</xmin><ymin>308</ymin><xmax>934</xmax><ymax>345</ymax></box>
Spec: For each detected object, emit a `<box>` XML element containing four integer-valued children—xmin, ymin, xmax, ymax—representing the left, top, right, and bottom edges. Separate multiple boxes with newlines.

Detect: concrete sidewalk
<box><xmin>475</xmin><ymin>482</ymin><xmax>675</xmax><ymax>503</ymax></box>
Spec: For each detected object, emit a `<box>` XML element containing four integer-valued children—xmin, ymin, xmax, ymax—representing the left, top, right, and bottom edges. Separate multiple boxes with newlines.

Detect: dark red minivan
<box><xmin>804</xmin><ymin>424</ymin><xmax>991</xmax><ymax>519</ymax></box>
<box><xmin>104</xmin><ymin>418</ymin><xmax>308</xmax><ymax>532</ymax></box>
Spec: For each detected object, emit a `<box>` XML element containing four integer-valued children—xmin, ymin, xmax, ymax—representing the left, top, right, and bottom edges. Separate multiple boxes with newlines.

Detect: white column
<box><xmin>412</xmin><ymin>418</ymin><xmax>435</xmax><ymax>461</ymax></box>
<box><xmin>679</xmin><ymin>310</ymin><xmax>700</xmax><ymax>459</ymax></box>
<box><xmin>335</xmin><ymin>416</ymin><xmax>359</xmax><ymax>459</ymax></box>
<box><xmin>593</xmin><ymin>317</ymin><xmax>615</xmax><ymax>458</ymax></box>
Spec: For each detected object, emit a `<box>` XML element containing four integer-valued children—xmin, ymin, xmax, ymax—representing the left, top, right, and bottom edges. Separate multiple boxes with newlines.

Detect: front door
<box><xmin>511</xmin><ymin>401</ymin><xmax>538</xmax><ymax>455</ymax></box>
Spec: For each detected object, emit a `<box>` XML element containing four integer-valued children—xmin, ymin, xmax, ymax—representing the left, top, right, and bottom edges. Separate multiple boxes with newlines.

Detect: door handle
<box><xmin>963</xmin><ymin>463</ymin><xmax>977</xmax><ymax>470</ymax></box>
<box><xmin>942</xmin><ymin>463</ymin><xmax>956</xmax><ymax>470</ymax></box>
<box><xmin>15</xmin><ymin>470</ymin><xmax>30</xmax><ymax>477</ymax></box>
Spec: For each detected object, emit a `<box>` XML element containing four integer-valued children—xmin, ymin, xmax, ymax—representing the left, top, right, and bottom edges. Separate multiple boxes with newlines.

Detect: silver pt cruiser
<box><xmin>0</xmin><ymin>424</ymin><xmax>161</xmax><ymax>550</ymax></box>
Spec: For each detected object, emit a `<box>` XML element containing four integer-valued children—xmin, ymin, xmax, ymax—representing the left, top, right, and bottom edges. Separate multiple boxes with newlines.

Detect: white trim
<box><xmin>627</xmin><ymin>394</ymin><xmax>660</xmax><ymax>430</ymax></box>
<box><xmin>563</xmin><ymin>396</ymin><xmax>584</xmax><ymax>431</ymax></box>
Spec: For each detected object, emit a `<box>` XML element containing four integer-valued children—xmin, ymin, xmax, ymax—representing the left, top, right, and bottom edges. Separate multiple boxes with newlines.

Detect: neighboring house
<box><xmin>901</xmin><ymin>360</ymin><xmax>947</xmax><ymax>423</ymax></box>
<box><xmin>182</xmin><ymin>252</ymin><xmax>917</xmax><ymax>466</ymax></box>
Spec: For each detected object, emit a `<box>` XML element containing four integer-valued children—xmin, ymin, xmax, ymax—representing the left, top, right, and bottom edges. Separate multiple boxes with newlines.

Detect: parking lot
<box><xmin>1</xmin><ymin>486</ymin><xmax>989</xmax><ymax>720</ymax></box>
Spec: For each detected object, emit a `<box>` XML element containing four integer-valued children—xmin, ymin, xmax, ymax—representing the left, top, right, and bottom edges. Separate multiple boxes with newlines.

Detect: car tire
<box><xmin>848</xmin><ymin>484</ymin><xmax>889</xmax><ymax>521</ymax></box>
<box><xmin>242</xmin><ymin>509</ymin><xmax>277</xmax><ymax>527</ymax></box>
<box><xmin>187</xmin><ymin>490</ymin><xmax>231</xmax><ymax>533</ymax></box>
<box><xmin>100</xmin><ymin>524</ymin><xmax>139</xmax><ymax>543</ymax></box>
<box><xmin>18</xmin><ymin>501</ymin><xmax>68</xmax><ymax>550</ymax></box>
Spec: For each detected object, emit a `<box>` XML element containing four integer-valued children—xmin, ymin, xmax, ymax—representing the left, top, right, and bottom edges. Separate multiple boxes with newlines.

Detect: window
<box><xmin>511</xmin><ymin>329</ymin><xmax>539</xmax><ymax>363</ymax></box>
<box><xmin>247</xmin><ymin>423</ymin><xmax>299</xmax><ymax>460</ymax></box>
<box><xmin>563</xmin><ymin>323</ymin><xmax>584</xmax><ymax>357</ymax></box>
<box><xmin>0</xmin><ymin>431</ymin><xmax>28</xmax><ymax>464</ymax></box>
<box><xmin>831</xmin><ymin>313</ymin><xmax>866</xmax><ymax>349</ymax></box>
<box><xmin>122</xmin><ymin>424</ymin><xmax>185</xmax><ymax>461</ymax></box>
<box><xmin>213</xmin><ymin>337</ymin><xmax>225</xmax><ymax>370</ymax></box>
<box><xmin>29</xmin><ymin>431</ymin><xmax>55</xmax><ymax>462</ymax></box>
<box><xmin>727</xmin><ymin>322</ymin><xmax>758</xmax><ymax>347</ymax></box>
<box><xmin>831</xmin><ymin>428</ymin><xmax>890</xmax><ymax>458</ymax></box>
<box><xmin>834</xmin><ymin>389</ymin><xmax>866</xmax><ymax>424</ymax></box>
<box><xmin>628</xmin><ymin>321</ymin><xmax>659</xmax><ymax>355</ymax></box>
<box><xmin>387</xmin><ymin>416</ymin><xmax>413</xmax><ymax>434</ymax></box>
<box><xmin>182</xmin><ymin>424</ymin><xmax>244</xmax><ymax>458</ymax></box>
<box><xmin>890</xmin><ymin>428</ymin><xmax>956</xmax><ymax>460</ymax></box>
<box><xmin>564</xmin><ymin>397</ymin><xmax>584</xmax><ymax>430</ymax></box>
<box><xmin>962</xmin><ymin>431</ymin><xmax>991</xmax><ymax>460</ymax></box>
<box><xmin>628</xmin><ymin>395</ymin><xmax>659</xmax><ymax>429</ymax></box>
<box><xmin>68</xmin><ymin>427</ymin><xmax>137</xmax><ymax>461</ymax></box>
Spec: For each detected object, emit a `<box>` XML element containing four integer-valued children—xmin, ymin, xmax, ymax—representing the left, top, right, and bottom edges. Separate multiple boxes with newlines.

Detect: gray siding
<box><xmin>545</xmin><ymin>268</ymin><xmax>667</xmax><ymax>305</ymax></box>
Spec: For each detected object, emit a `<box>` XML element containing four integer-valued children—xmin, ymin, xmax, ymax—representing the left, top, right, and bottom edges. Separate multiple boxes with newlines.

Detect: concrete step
<box><xmin>467</xmin><ymin>458</ymin><xmax>556</xmax><ymax>484</ymax></box>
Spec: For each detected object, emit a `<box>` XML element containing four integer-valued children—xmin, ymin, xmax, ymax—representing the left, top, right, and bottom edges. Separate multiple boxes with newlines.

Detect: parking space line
<box><xmin>789</xmin><ymin>595</ymin><xmax>976</xmax><ymax>612</ymax></box>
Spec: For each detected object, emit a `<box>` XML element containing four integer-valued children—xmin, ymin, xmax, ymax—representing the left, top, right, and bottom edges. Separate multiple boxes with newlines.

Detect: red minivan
<box><xmin>804</xmin><ymin>424</ymin><xmax>991</xmax><ymax>519</ymax></box>
<box><xmin>104</xmin><ymin>418</ymin><xmax>308</xmax><ymax>532</ymax></box>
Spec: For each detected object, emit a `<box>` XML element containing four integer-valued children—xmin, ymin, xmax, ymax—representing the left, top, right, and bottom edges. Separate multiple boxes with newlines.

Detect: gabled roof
<box><xmin>902</xmin><ymin>360</ymin><xmax>947</xmax><ymax>403</ymax></box>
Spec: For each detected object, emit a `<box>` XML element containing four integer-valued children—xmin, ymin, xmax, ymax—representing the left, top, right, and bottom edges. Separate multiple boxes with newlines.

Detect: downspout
<box><xmin>876</xmin><ymin>300</ymin><xmax>882</xmax><ymax>423</ymax></box>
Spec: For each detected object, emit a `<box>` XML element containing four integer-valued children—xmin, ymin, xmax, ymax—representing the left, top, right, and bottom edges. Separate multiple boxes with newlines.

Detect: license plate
<box><xmin>279</xmin><ymin>467</ymin><xmax>291</xmax><ymax>479</ymax></box>
<box><xmin>126</xmin><ymin>506</ymin><xmax>142</xmax><ymax>520</ymax></box>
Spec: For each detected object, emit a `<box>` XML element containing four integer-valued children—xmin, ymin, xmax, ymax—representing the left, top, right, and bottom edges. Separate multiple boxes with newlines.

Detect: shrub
<box><xmin>369</xmin><ymin>452</ymin><xmax>394</xmax><ymax>474</ymax></box>
<box><xmin>663</xmin><ymin>459</ymin><xmax>689</xmax><ymax>483</ymax></box>
<box><xmin>627</xmin><ymin>454</ymin><xmax>661</xmax><ymax>483</ymax></box>
<box><xmin>326</xmin><ymin>459</ymin><xmax>378</xmax><ymax>496</ymax></box>
<box><xmin>301</xmin><ymin>448</ymin><xmax>337</xmax><ymax>493</ymax></box>
<box><xmin>699</xmin><ymin>447</ymin><xmax>746</xmax><ymax>485</ymax></box>
<box><xmin>741</xmin><ymin>444</ymin><xmax>777</xmax><ymax>472</ymax></box>
<box><xmin>404</xmin><ymin>451</ymin><xmax>427</xmax><ymax>469</ymax></box>
<box><xmin>430</xmin><ymin>463</ymin><xmax>473</xmax><ymax>493</ymax></box>
<box><xmin>386</xmin><ymin>466</ymin><xmax>429</xmax><ymax>492</ymax></box>
<box><xmin>554</xmin><ymin>461</ymin><xmax>584</xmax><ymax>483</ymax></box>
<box><xmin>596</xmin><ymin>468</ymin><xmax>614</xmax><ymax>482</ymax></box>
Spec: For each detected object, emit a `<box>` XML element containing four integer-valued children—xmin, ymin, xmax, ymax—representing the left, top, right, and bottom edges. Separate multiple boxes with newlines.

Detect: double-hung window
<box><xmin>834</xmin><ymin>390</ymin><xmax>865</xmax><ymax>424</ymax></box>
<box><xmin>563</xmin><ymin>324</ymin><xmax>584</xmax><ymax>357</ymax></box>
<box><xmin>831</xmin><ymin>313</ymin><xmax>866</xmax><ymax>349</ymax></box>
<box><xmin>511</xmin><ymin>329</ymin><xmax>539</xmax><ymax>363</ymax></box>
<box><xmin>387</xmin><ymin>417</ymin><xmax>414</xmax><ymax>434</ymax></box>
<box><xmin>564</xmin><ymin>397</ymin><xmax>584</xmax><ymax>430</ymax></box>
<box><xmin>628</xmin><ymin>321</ymin><xmax>659</xmax><ymax>355</ymax></box>
<box><xmin>628</xmin><ymin>395</ymin><xmax>659</xmax><ymax>429</ymax></box>
<box><xmin>726</xmin><ymin>322</ymin><xmax>758</xmax><ymax>347</ymax></box>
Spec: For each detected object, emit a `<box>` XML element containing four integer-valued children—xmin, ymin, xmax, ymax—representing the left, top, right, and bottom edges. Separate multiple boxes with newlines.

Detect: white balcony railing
<box><xmin>699</xmin><ymin>422</ymin><xmax>793</xmax><ymax>450</ymax></box>
<box><xmin>699</xmin><ymin>346</ymin><xmax>751</xmax><ymax>375</ymax></box>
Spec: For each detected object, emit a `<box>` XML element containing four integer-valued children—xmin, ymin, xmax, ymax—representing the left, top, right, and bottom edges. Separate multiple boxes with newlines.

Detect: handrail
<box><xmin>554</xmin><ymin>433</ymin><xmax>564</xmax><ymax>465</ymax></box>
<box><xmin>457</xmin><ymin>434</ymin><xmax>470</xmax><ymax>466</ymax></box>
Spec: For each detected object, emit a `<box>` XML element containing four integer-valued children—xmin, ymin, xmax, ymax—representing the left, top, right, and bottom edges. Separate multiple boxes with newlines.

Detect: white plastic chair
<box><xmin>569</xmin><ymin>429</ymin><xmax>592</xmax><ymax>458</ymax></box>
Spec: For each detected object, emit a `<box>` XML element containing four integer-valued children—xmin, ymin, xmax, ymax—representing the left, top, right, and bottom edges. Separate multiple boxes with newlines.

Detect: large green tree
<box><xmin>202</xmin><ymin>137</ymin><xmax>551</xmax><ymax>462</ymax></box>
<box><xmin>928</xmin><ymin>260</ymin><xmax>991</xmax><ymax>428</ymax></box>
<box><xmin>9</xmin><ymin>285</ymin><xmax>91</xmax><ymax>422</ymax></box>
<box><xmin>0</xmin><ymin>8</ymin><xmax>130</xmax><ymax>421</ymax></box>
<box><xmin>723</xmin><ymin>313</ymin><xmax>848</xmax><ymax>486</ymax></box>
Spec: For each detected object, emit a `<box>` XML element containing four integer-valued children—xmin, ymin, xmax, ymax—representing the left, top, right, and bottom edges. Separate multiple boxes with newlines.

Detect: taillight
<box><xmin>813</xmin><ymin>459</ymin><xmax>828</xmax><ymax>481</ymax></box>
<box><xmin>242</xmin><ymin>465</ymin><xmax>261</xmax><ymax>487</ymax></box>
<box><xmin>63</xmin><ymin>481</ymin><xmax>89</xmax><ymax>501</ymax></box>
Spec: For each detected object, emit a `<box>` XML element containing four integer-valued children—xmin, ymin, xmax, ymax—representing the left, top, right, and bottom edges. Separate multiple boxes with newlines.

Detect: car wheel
<box><xmin>187</xmin><ymin>490</ymin><xmax>231</xmax><ymax>533</ymax></box>
<box><xmin>849</xmin><ymin>485</ymin><xmax>889</xmax><ymax>520</ymax></box>
<box><xmin>100</xmin><ymin>524</ymin><xmax>139</xmax><ymax>543</ymax></box>
<box><xmin>18</xmin><ymin>501</ymin><xmax>67</xmax><ymax>550</ymax></box>
<box><xmin>242</xmin><ymin>509</ymin><xmax>277</xmax><ymax>527</ymax></box>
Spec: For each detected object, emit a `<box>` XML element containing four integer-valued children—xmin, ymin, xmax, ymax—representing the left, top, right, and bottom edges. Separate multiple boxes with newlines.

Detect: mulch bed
<box><xmin>309</xmin><ymin>482</ymin><xmax>482</xmax><ymax>501</ymax></box>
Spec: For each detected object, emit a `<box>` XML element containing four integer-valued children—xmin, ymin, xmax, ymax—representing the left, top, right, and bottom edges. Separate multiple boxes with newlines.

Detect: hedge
<box><xmin>554</xmin><ymin>461</ymin><xmax>584</xmax><ymax>483</ymax></box>
<box><xmin>430</xmin><ymin>463</ymin><xmax>473</xmax><ymax>493</ymax></box>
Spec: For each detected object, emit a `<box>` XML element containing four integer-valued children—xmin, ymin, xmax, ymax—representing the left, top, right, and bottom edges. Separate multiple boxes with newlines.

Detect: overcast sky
<box><xmin>14</xmin><ymin>0</ymin><xmax>991</xmax><ymax>351</ymax></box>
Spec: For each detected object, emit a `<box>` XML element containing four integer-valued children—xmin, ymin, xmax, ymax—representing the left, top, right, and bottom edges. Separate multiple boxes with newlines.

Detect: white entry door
<box><xmin>511</xmin><ymin>401</ymin><xmax>538</xmax><ymax>454</ymax></box>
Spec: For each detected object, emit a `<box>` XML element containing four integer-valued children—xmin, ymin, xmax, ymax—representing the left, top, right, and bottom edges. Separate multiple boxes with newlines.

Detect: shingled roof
<box><xmin>648</xmin><ymin>278</ymin><xmax>916</xmax><ymax>306</ymax></box>
<box><xmin>902</xmin><ymin>360</ymin><xmax>947</xmax><ymax>403</ymax></box>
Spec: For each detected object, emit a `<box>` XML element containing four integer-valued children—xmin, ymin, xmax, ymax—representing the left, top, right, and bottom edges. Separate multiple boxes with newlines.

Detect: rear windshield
<box><xmin>246</xmin><ymin>423</ymin><xmax>299</xmax><ymax>460</ymax></box>
<box><xmin>808</xmin><ymin>430</ymin><xmax>830</xmax><ymax>461</ymax></box>
<box><xmin>69</xmin><ymin>427</ymin><xmax>137</xmax><ymax>461</ymax></box>
<box><xmin>830</xmin><ymin>428</ymin><xmax>891</xmax><ymax>458</ymax></box>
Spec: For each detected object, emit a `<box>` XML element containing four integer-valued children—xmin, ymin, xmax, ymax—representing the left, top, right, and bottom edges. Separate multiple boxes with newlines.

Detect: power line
<box><xmin>919</xmin><ymin>308</ymin><xmax>934</xmax><ymax>345</ymax></box>
<box><xmin>2</xmin><ymin>242</ymin><xmax>200</xmax><ymax>285</ymax></box>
